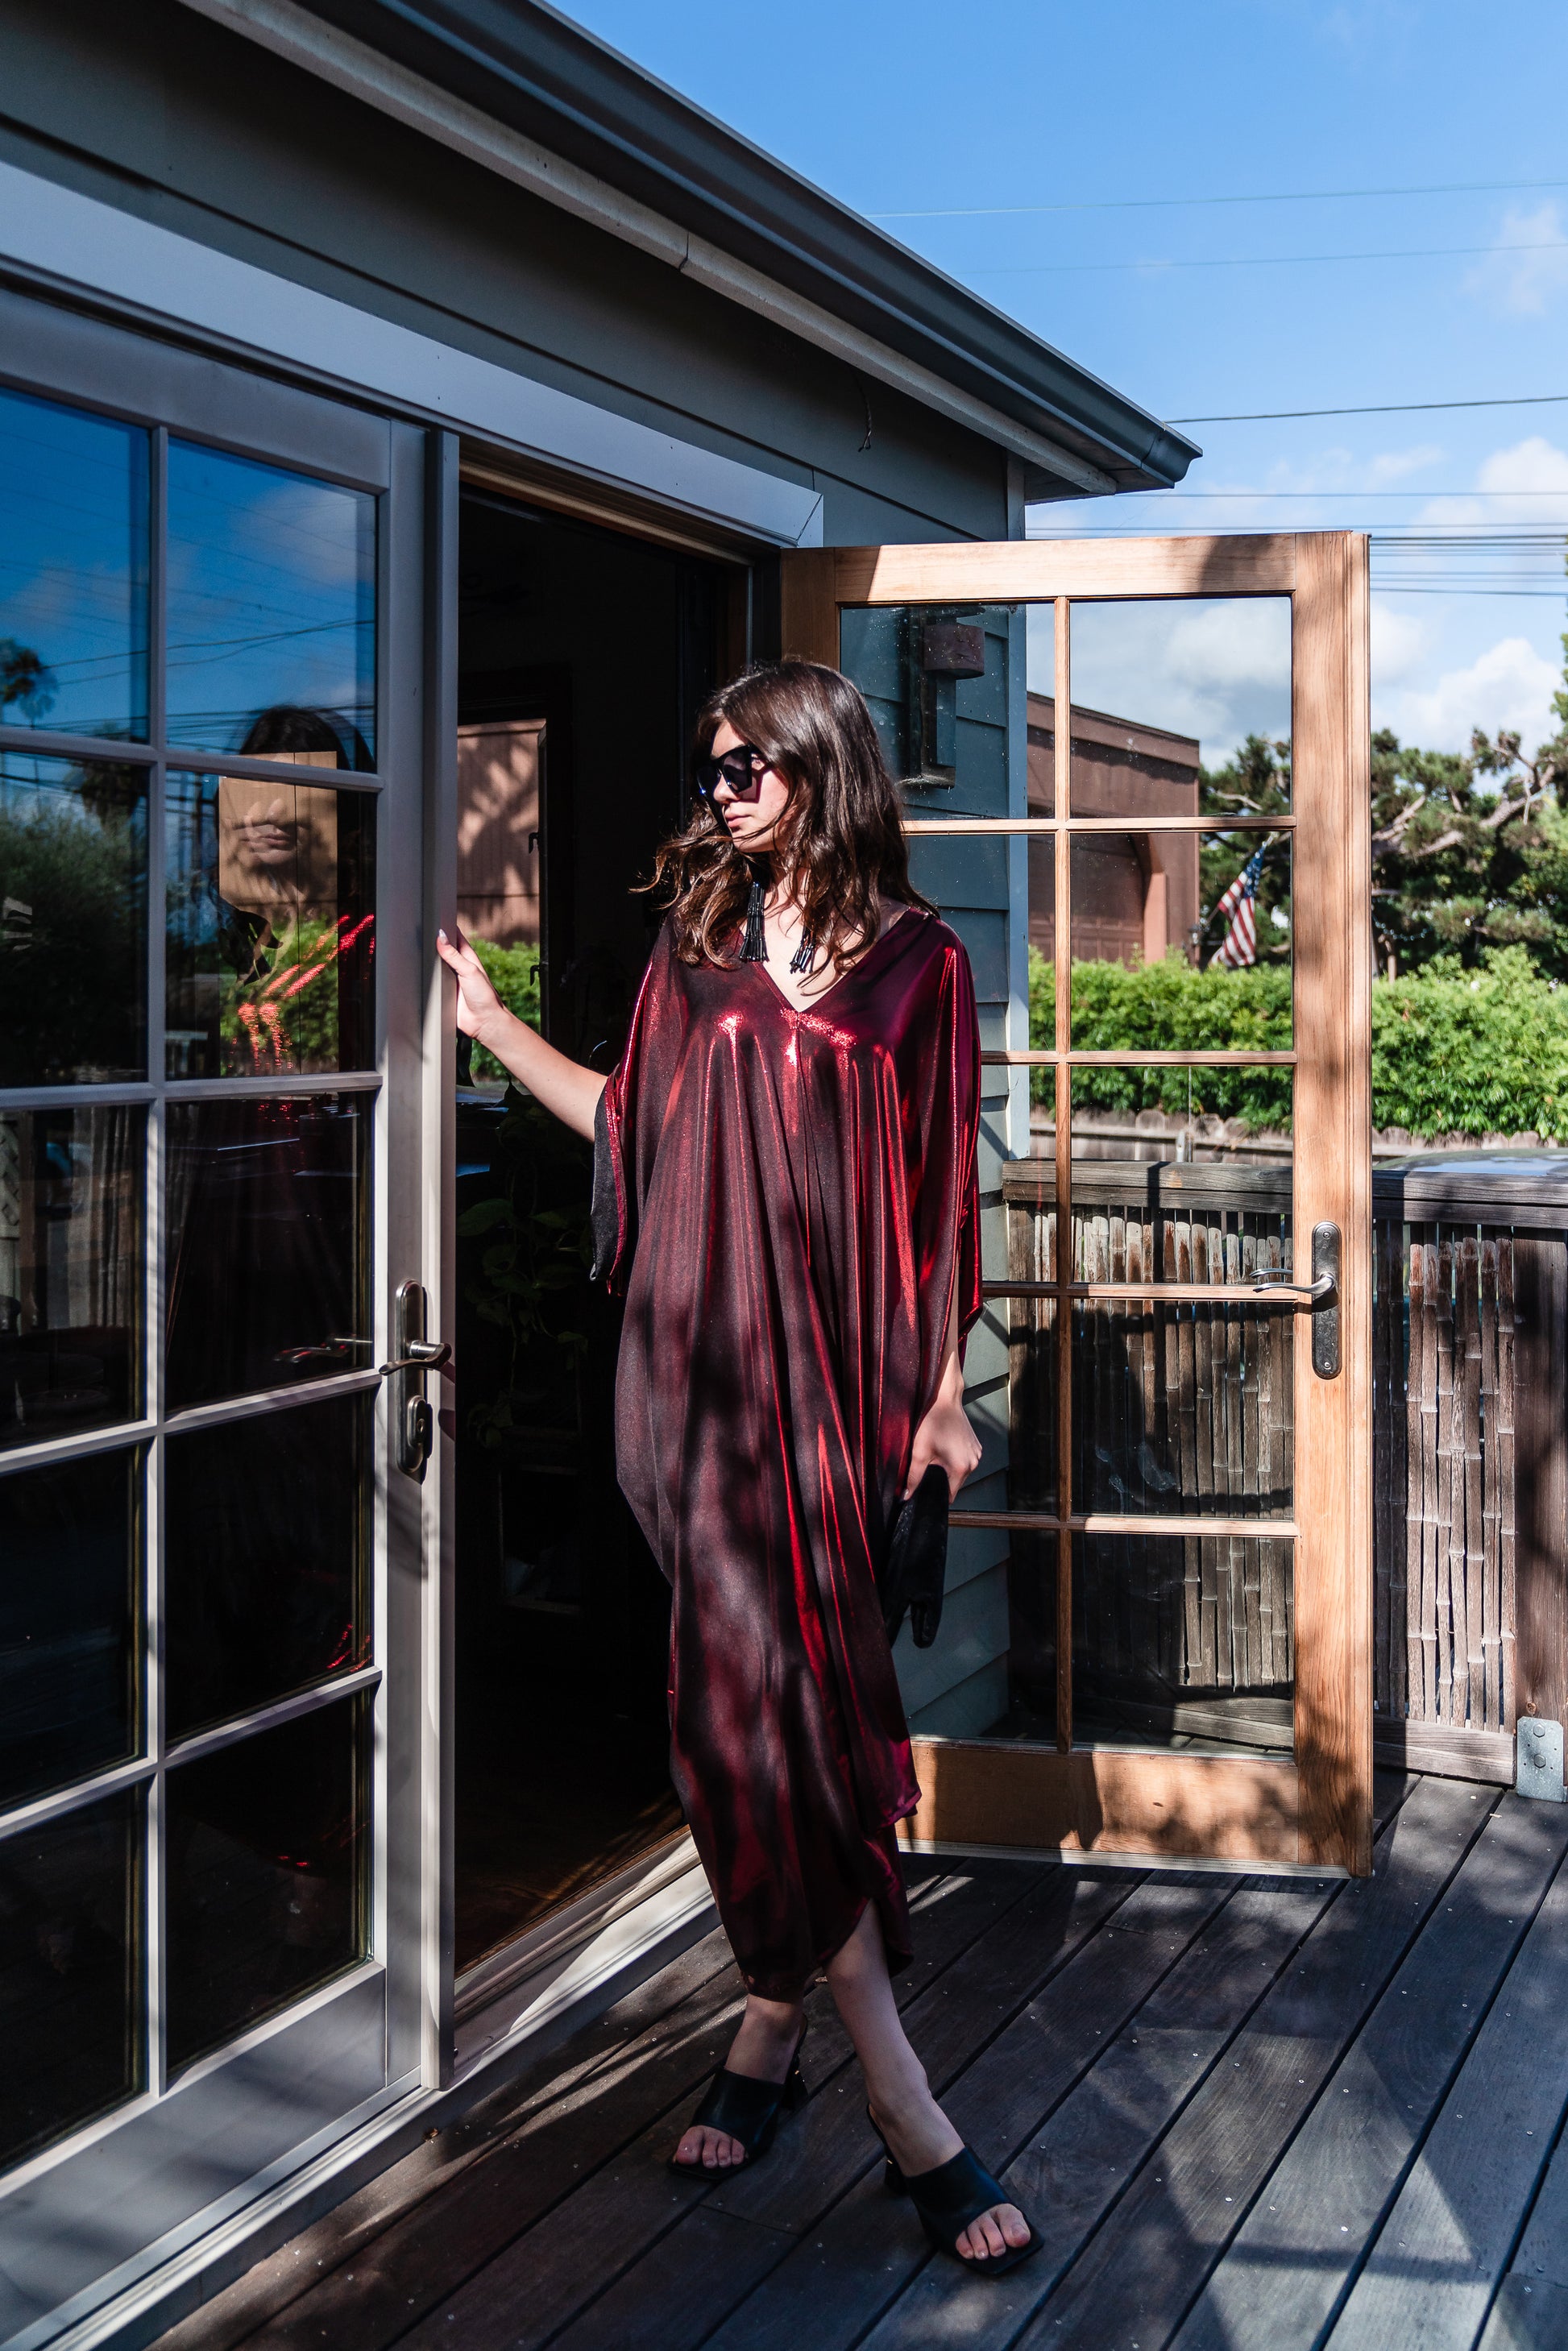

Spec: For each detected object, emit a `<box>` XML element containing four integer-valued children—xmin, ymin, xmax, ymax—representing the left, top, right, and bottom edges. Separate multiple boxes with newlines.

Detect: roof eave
<box><xmin>290</xmin><ymin>0</ymin><xmax>1199</xmax><ymax>493</ymax></box>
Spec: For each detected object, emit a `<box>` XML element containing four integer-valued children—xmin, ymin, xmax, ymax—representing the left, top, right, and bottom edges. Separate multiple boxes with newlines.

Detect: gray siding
<box><xmin>0</xmin><ymin>0</ymin><xmax>1010</xmax><ymax>547</ymax></box>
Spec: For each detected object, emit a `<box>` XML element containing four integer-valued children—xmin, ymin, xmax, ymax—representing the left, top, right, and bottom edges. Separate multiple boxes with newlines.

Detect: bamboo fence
<box><xmin>1002</xmin><ymin>1158</ymin><xmax>1546</xmax><ymax>1739</ymax></box>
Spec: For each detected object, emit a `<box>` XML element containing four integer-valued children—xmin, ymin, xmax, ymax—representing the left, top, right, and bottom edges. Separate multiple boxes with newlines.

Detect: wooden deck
<box><xmin>156</xmin><ymin>1773</ymin><xmax>1568</xmax><ymax>2351</ymax></box>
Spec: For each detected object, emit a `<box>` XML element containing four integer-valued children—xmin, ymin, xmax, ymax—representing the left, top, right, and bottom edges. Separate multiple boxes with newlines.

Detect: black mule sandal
<box><xmin>869</xmin><ymin>2109</ymin><xmax>1042</xmax><ymax>2278</ymax></box>
<box><xmin>669</xmin><ymin>2022</ymin><xmax>809</xmax><ymax>2175</ymax></box>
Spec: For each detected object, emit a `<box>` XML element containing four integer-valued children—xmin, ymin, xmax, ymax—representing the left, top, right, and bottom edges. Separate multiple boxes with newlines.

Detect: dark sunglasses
<box><xmin>693</xmin><ymin>743</ymin><xmax>768</xmax><ymax>800</ymax></box>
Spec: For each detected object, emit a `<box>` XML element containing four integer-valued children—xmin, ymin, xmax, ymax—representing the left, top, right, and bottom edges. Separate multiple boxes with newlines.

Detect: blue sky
<box><xmin>564</xmin><ymin>0</ymin><xmax>1568</xmax><ymax>764</ymax></box>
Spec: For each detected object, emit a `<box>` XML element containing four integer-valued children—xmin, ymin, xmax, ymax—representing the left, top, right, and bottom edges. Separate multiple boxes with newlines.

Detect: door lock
<box><xmin>390</xmin><ymin>1280</ymin><xmax>443</xmax><ymax>1479</ymax></box>
<box><xmin>1251</xmin><ymin>1221</ymin><xmax>1341</xmax><ymax>1379</ymax></box>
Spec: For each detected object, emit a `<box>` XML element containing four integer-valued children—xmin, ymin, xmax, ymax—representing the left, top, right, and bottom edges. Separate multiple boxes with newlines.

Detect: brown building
<box><xmin>1026</xmin><ymin>693</ymin><xmax>1201</xmax><ymax>966</ymax></box>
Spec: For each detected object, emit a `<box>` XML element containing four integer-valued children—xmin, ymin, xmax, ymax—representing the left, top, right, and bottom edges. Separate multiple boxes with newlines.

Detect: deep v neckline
<box><xmin>750</xmin><ymin>907</ymin><xmax>919</xmax><ymax>1016</ymax></box>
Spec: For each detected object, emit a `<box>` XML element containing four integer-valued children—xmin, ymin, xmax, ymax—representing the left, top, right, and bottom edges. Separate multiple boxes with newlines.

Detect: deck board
<box><xmin>699</xmin><ymin>1875</ymin><xmax>1244</xmax><ymax>2351</ymax></box>
<box><xmin>1479</xmin><ymin>2122</ymin><xmax>1568</xmax><ymax>2349</ymax></box>
<box><xmin>1329</xmin><ymin>1814</ymin><xmax>1568</xmax><ymax>2350</ymax></box>
<box><xmin>857</xmin><ymin>1879</ymin><xmax>1340</xmax><ymax>2351</ymax></box>
<box><xmin>1177</xmin><ymin>1792</ymin><xmax>1568</xmax><ymax>2351</ymax></box>
<box><xmin>152</xmin><ymin>1776</ymin><xmax>1568</xmax><ymax>2351</ymax></box>
<box><xmin>1007</xmin><ymin>1777</ymin><xmax>1496</xmax><ymax>2351</ymax></box>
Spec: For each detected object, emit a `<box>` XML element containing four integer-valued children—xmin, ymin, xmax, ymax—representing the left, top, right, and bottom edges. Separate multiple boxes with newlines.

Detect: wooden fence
<box><xmin>1001</xmin><ymin>1154</ymin><xmax>1568</xmax><ymax>1775</ymax></box>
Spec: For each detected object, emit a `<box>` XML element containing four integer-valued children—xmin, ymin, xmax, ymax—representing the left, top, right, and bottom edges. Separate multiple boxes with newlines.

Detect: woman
<box><xmin>437</xmin><ymin>661</ymin><xmax>1037</xmax><ymax>2274</ymax></box>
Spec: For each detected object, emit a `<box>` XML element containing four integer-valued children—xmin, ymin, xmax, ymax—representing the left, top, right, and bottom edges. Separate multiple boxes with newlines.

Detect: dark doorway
<box><xmin>452</xmin><ymin>491</ymin><xmax>730</xmax><ymax>1975</ymax></box>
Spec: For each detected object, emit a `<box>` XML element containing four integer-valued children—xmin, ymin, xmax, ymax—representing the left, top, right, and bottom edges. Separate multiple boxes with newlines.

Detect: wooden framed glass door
<box><xmin>782</xmin><ymin>533</ymin><xmax>1371</xmax><ymax>1876</ymax></box>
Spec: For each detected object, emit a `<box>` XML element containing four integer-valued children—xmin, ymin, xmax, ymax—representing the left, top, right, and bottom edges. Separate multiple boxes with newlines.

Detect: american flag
<box><xmin>1209</xmin><ymin>846</ymin><xmax>1267</xmax><ymax>969</ymax></box>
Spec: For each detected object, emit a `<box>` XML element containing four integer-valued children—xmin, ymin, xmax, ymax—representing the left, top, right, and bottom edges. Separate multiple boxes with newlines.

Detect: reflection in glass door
<box><xmin>810</xmin><ymin>535</ymin><xmax>1371</xmax><ymax>1874</ymax></box>
<box><xmin>0</xmin><ymin>378</ymin><xmax>397</xmax><ymax>2194</ymax></box>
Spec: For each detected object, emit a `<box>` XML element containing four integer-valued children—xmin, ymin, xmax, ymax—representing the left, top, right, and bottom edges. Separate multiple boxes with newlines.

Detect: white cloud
<box><xmin>1367</xmin><ymin>443</ymin><xmax>1445</xmax><ymax>487</ymax></box>
<box><xmin>1411</xmin><ymin>433</ymin><xmax>1568</xmax><ymax>533</ymax></box>
<box><xmin>1047</xmin><ymin>595</ymin><xmax>1293</xmax><ymax>765</ymax></box>
<box><xmin>1370</xmin><ymin>598</ymin><xmax>1429</xmax><ymax>686</ymax></box>
<box><xmin>1375</xmin><ymin>635</ymin><xmax>1561</xmax><ymax>753</ymax></box>
<box><xmin>1462</xmin><ymin>202</ymin><xmax>1568</xmax><ymax>317</ymax></box>
<box><xmin>1474</xmin><ymin>433</ymin><xmax>1568</xmax><ymax>520</ymax></box>
<box><xmin>1261</xmin><ymin>442</ymin><xmax>1444</xmax><ymax>496</ymax></box>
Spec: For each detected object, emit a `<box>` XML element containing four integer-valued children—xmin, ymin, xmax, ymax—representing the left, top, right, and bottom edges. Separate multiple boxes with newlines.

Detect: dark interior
<box><xmin>452</xmin><ymin>491</ymin><xmax>726</xmax><ymax>1975</ymax></box>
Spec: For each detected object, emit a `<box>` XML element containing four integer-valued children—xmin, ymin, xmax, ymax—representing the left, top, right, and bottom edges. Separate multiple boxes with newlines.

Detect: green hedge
<box><xmin>1371</xmin><ymin>948</ymin><xmax>1568</xmax><ymax>1139</ymax></box>
<box><xmin>1029</xmin><ymin>944</ymin><xmax>1568</xmax><ymax>1140</ymax></box>
<box><xmin>469</xmin><ymin>939</ymin><xmax>541</xmax><ymax>1084</ymax></box>
<box><xmin>463</xmin><ymin>935</ymin><xmax>1568</xmax><ymax>1138</ymax></box>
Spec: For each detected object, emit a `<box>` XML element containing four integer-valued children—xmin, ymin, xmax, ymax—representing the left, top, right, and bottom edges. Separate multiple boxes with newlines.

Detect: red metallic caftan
<box><xmin>599</xmin><ymin>908</ymin><xmax>981</xmax><ymax>1997</ymax></box>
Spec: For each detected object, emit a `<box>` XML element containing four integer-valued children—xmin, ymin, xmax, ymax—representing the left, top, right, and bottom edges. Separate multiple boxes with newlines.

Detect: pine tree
<box><xmin>1194</xmin><ymin>603</ymin><xmax>1568</xmax><ymax>981</ymax></box>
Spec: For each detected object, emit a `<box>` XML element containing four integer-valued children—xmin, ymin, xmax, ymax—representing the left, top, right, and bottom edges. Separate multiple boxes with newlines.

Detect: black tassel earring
<box><xmin>739</xmin><ymin>861</ymin><xmax>769</xmax><ymax>962</ymax></box>
<box><xmin>788</xmin><ymin>927</ymin><xmax>815</xmax><ymax>975</ymax></box>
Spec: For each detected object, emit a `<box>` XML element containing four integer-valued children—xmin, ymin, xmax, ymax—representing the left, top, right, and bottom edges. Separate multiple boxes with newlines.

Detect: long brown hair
<box><xmin>646</xmin><ymin>661</ymin><xmax>934</xmax><ymax>970</ymax></box>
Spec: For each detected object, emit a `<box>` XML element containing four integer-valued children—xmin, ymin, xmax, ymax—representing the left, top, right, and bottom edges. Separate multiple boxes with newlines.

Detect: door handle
<box><xmin>1249</xmin><ymin>1272</ymin><xmax>1335</xmax><ymax>1307</ymax></box>
<box><xmin>391</xmin><ymin>1280</ymin><xmax>442</xmax><ymax>1479</ymax></box>
<box><xmin>272</xmin><ymin>1333</ymin><xmax>452</xmax><ymax>1375</ymax></box>
<box><xmin>271</xmin><ymin>1292</ymin><xmax>447</xmax><ymax>1470</ymax></box>
<box><xmin>375</xmin><ymin>1338</ymin><xmax>452</xmax><ymax>1377</ymax></box>
<box><xmin>1251</xmin><ymin>1222</ymin><xmax>1340</xmax><ymax>1379</ymax></box>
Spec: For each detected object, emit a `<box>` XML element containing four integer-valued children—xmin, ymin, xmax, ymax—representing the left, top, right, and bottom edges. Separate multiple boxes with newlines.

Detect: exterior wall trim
<box><xmin>170</xmin><ymin>0</ymin><xmax>1119</xmax><ymax>499</ymax></box>
<box><xmin>0</xmin><ymin>158</ymin><xmax>825</xmax><ymax>550</ymax></box>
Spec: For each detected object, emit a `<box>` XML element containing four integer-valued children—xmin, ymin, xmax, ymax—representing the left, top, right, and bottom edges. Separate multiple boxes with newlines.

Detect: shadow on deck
<box><xmin>154</xmin><ymin>1773</ymin><xmax>1568</xmax><ymax>2351</ymax></box>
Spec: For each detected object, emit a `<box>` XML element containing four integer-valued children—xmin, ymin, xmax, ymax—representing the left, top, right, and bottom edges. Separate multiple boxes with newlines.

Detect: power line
<box><xmin>1126</xmin><ymin>491</ymin><xmax>1568</xmax><ymax>500</ymax></box>
<box><xmin>870</xmin><ymin>176</ymin><xmax>1568</xmax><ymax>222</ymax></box>
<box><xmin>972</xmin><ymin>237</ymin><xmax>1568</xmax><ymax>280</ymax></box>
<box><xmin>1018</xmin><ymin>519</ymin><xmax>1568</xmax><ymax>592</ymax></box>
<box><xmin>1170</xmin><ymin>392</ymin><xmax>1568</xmax><ymax>423</ymax></box>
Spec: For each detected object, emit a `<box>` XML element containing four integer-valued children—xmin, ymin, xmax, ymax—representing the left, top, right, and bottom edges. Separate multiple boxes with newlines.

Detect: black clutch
<box><xmin>879</xmin><ymin>1464</ymin><xmax>951</xmax><ymax>1649</ymax></box>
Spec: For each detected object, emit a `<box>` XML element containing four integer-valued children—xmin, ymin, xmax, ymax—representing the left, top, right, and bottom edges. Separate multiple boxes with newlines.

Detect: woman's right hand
<box><xmin>436</xmin><ymin>927</ymin><xmax>509</xmax><ymax>1042</ymax></box>
<box><xmin>436</xmin><ymin>925</ymin><xmax>604</xmax><ymax>1140</ymax></box>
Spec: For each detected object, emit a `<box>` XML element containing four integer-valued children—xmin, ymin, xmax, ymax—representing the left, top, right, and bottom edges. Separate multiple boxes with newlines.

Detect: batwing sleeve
<box><xmin>912</xmin><ymin>934</ymin><xmax>983</xmax><ymax>1416</ymax></box>
<box><xmin>589</xmin><ymin>924</ymin><xmax>685</xmax><ymax>1292</ymax></box>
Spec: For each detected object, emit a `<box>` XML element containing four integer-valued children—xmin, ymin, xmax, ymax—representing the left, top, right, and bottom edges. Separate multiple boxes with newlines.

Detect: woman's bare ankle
<box><xmin>866</xmin><ymin>2076</ymin><xmax>961</xmax><ymax>2171</ymax></box>
<box><xmin>727</xmin><ymin>1994</ymin><xmax>805</xmax><ymax>2081</ymax></box>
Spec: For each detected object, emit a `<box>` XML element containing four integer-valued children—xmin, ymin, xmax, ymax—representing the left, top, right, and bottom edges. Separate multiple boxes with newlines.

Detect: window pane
<box><xmin>1026</xmin><ymin>604</ymin><xmax>1055</xmax><ymax>816</ymax></box>
<box><xmin>1001</xmin><ymin>1528</ymin><xmax>1057</xmax><ymax>1744</ymax></box>
<box><xmin>998</xmin><ymin>1159</ymin><xmax>1058</xmax><ymax>1519</ymax></box>
<box><xmin>0</xmin><ymin>1787</ymin><xmax>142</xmax><ymax>2171</ymax></box>
<box><xmin>164</xmin><ymin>1096</ymin><xmax>368</xmax><ymax>1412</ymax></box>
<box><xmin>1068</xmin><ymin>835</ymin><xmax>1292</xmax><ymax>1047</ymax></box>
<box><xmin>0</xmin><ymin>751</ymin><xmax>148</xmax><ymax>1085</ymax></box>
<box><xmin>839</xmin><ymin>603</ymin><xmax>1016</xmax><ymax>807</ymax></box>
<box><xmin>1058</xmin><ymin>1076</ymin><xmax>1294</xmax><ymax>1282</ymax></box>
<box><xmin>1071</xmin><ymin>1300</ymin><xmax>1295</xmax><ymax>1519</ymax></box>
<box><xmin>165</xmin><ymin>1696</ymin><xmax>368</xmax><ymax>2072</ymax></box>
<box><xmin>165</xmin><ymin>1395</ymin><xmax>369</xmax><ymax>1740</ymax></box>
<box><xmin>166</xmin><ymin>444</ymin><xmax>375</xmax><ymax>765</ymax></box>
<box><xmin>0</xmin><ymin>1449</ymin><xmax>139</xmax><ymax>1809</ymax></box>
<box><xmin>1072</xmin><ymin>1531</ymin><xmax>1294</xmax><ymax>1756</ymax></box>
<box><xmin>0</xmin><ymin>386</ymin><xmax>149</xmax><ymax>743</ymax></box>
<box><xmin>166</xmin><ymin>772</ymin><xmax>375</xmax><ymax>1078</ymax></box>
<box><xmin>1068</xmin><ymin>599</ymin><xmax>1292</xmax><ymax>811</ymax></box>
<box><xmin>1</xmin><ymin>1108</ymin><xmax>144</xmax><ymax>1452</ymax></box>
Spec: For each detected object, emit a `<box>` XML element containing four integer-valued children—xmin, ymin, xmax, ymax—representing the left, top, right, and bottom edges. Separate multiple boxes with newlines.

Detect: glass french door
<box><xmin>0</xmin><ymin>305</ymin><xmax>445</xmax><ymax>2336</ymax></box>
<box><xmin>782</xmin><ymin>534</ymin><xmax>1372</xmax><ymax>1876</ymax></box>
